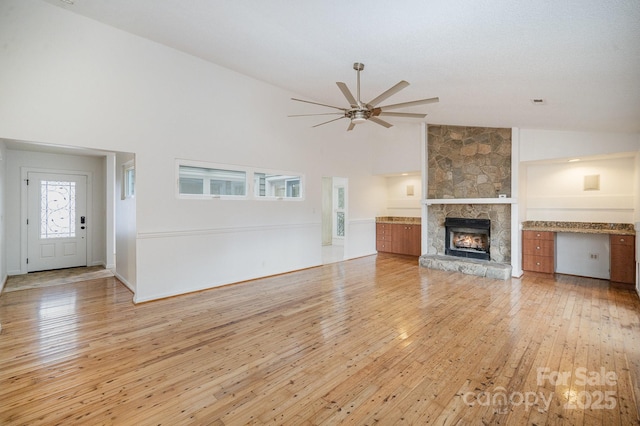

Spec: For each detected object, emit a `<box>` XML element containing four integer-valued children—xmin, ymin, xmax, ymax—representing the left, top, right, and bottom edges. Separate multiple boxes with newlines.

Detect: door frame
<box><xmin>20</xmin><ymin>167</ymin><xmax>93</xmax><ymax>275</ymax></box>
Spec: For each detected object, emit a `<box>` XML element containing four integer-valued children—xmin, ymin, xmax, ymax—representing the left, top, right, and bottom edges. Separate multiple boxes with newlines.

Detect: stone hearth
<box><xmin>420</xmin><ymin>254</ymin><xmax>512</xmax><ymax>280</ymax></box>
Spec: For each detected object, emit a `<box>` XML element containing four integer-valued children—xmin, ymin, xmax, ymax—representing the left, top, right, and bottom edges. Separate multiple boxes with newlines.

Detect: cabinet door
<box><xmin>610</xmin><ymin>235</ymin><xmax>635</xmax><ymax>284</ymax></box>
<box><xmin>392</xmin><ymin>224</ymin><xmax>421</xmax><ymax>256</ymax></box>
<box><xmin>391</xmin><ymin>224</ymin><xmax>406</xmax><ymax>254</ymax></box>
<box><xmin>406</xmin><ymin>225</ymin><xmax>421</xmax><ymax>256</ymax></box>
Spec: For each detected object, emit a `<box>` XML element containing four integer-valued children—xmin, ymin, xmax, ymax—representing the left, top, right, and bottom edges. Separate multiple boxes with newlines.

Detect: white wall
<box><xmin>0</xmin><ymin>0</ymin><xmax>393</xmax><ymax>301</ymax></box>
<box><xmin>4</xmin><ymin>149</ymin><xmax>106</xmax><ymax>274</ymax></box>
<box><xmin>523</xmin><ymin>156</ymin><xmax>635</xmax><ymax>222</ymax></box>
<box><xmin>520</xmin><ymin>129</ymin><xmax>640</xmax><ymax>163</ymax></box>
<box><xmin>0</xmin><ymin>141</ymin><xmax>6</xmax><ymax>291</ymax></box>
<box><xmin>385</xmin><ymin>175</ymin><xmax>422</xmax><ymax>217</ymax></box>
<box><xmin>115</xmin><ymin>152</ymin><xmax>136</xmax><ymax>292</ymax></box>
<box><xmin>372</xmin><ymin>123</ymin><xmax>423</xmax><ymax>175</ymax></box>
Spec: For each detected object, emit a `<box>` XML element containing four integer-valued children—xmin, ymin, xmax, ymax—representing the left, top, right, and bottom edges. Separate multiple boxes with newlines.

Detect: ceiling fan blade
<box><xmin>291</xmin><ymin>98</ymin><xmax>347</xmax><ymax>111</ymax></box>
<box><xmin>288</xmin><ymin>113</ymin><xmax>344</xmax><ymax>117</ymax></box>
<box><xmin>336</xmin><ymin>82</ymin><xmax>358</xmax><ymax>107</ymax></box>
<box><xmin>379</xmin><ymin>97</ymin><xmax>439</xmax><ymax>110</ymax></box>
<box><xmin>347</xmin><ymin>122</ymin><xmax>355</xmax><ymax>131</ymax></box>
<box><xmin>312</xmin><ymin>116</ymin><xmax>346</xmax><ymax>128</ymax></box>
<box><xmin>378</xmin><ymin>112</ymin><xmax>427</xmax><ymax>118</ymax></box>
<box><xmin>369</xmin><ymin>116</ymin><xmax>393</xmax><ymax>128</ymax></box>
<box><xmin>367</xmin><ymin>80</ymin><xmax>410</xmax><ymax>107</ymax></box>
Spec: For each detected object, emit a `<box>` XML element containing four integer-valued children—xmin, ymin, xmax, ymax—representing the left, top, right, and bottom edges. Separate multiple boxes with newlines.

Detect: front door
<box><xmin>27</xmin><ymin>172</ymin><xmax>88</xmax><ymax>272</ymax></box>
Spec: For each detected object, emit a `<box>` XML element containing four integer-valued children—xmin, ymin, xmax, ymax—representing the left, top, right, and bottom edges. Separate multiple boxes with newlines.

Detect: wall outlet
<box><xmin>589</xmin><ymin>253</ymin><xmax>599</xmax><ymax>260</ymax></box>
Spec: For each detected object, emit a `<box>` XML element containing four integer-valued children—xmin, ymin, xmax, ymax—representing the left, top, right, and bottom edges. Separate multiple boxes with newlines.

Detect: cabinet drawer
<box><xmin>376</xmin><ymin>241</ymin><xmax>392</xmax><ymax>252</ymax></box>
<box><xmin>523</xmin><ymin>239</ymin><xmax>554</xmax><ymax>256</ymax></box>
<box><xmin>523</xmin><ymin>255</ymin><xmax>554</xmax><ymax>273</ymax></box>
<box><xmin>523</xmin><ymin>230</ymin><xmax>554</xmax><ymax>241</ymax></box>
<box><xmin>376</xmin><ymin>223</ymin><xmax>390</xmax><ymax>233</ymax></box>
<box><xmin>610</xmin><ymin>235</ymin><xmax>634</xmax><ymax>246</ymax></box>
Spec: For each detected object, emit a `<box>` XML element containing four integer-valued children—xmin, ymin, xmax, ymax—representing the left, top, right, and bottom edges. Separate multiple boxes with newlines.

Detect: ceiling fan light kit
<box><xmin>290</xmin><ymin>62</ymin><xmax>439</xmax><ymax>131</ymax></box>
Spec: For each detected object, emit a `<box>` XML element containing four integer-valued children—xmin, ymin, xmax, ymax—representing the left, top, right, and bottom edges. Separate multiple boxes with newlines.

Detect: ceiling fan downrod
<box><xmin>353</xmin><ymin>62</ymin><xmax>364</xmax><ymax>108</ymax></box>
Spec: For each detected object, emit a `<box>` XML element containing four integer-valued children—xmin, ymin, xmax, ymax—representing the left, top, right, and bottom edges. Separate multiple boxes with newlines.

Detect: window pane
<box><xmin>180</xmin><ymin>177</ymin><xmax>204</xmax><ymax>194</ymax></box>
<box><xmin>255</xmin><ymin>173</ymin><xmax>302</xmax><ymax>198</ymax></box>
<box><xmin>179</xmin><ymin>165</ymin><xmax>246</xmax><ymax>196</ymax></box>
<box><xmin>337</xmin><ymin>187</ymin><xmax>345</xmax><ymax>209</ymax></box>
<box><xmin>336</xmin><ymin>211</ymin><xmax>345</xmax><ymax>237</ymax></box>
<box><xmin>41</xmin><ymin>180</ymin><xmax>76</xmax><ymax>239</ymax></box>
<box><xmin>125</xmin><ymin>168</ymin><xmax>135</xmax><ymax>197</ymax></box>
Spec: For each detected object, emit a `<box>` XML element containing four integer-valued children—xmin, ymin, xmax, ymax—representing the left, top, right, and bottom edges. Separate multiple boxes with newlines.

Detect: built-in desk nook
<box><xmin>521</xmin><ymin>221</ymin><xmax>636</xmax><ymax>287</ymax></box>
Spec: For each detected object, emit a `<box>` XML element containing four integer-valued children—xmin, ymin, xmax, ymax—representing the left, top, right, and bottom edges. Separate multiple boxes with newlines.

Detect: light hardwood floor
<box><xmin>1</xmin><ymin>254</ymin><xmax>639</xmax><ymax>425</ymax></box>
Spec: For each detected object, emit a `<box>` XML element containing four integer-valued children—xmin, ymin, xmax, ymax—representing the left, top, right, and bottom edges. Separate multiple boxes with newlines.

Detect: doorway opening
<box><xmin>321</xmin><ymin>177</ymin><xmax>347</xmax><ymax>264</ymax></box>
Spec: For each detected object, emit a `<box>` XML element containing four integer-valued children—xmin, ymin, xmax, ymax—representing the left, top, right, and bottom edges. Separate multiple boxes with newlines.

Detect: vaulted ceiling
<box><xmin>42</xmin><ymin>0</ymin><xmax>640</xmax><ymax>133</ymax></box>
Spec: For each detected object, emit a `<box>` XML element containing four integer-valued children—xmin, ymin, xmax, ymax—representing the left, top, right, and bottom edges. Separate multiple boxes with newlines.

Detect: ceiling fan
<box><xmin>289</xmin><ymin>62</ymin><xmax>439</xmax><ymax>131</ymax></box>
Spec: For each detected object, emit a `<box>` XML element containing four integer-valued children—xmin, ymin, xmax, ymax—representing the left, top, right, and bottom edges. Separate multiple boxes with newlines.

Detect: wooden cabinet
<box><xmin>610</xmin><ymin>234</ymin><xmax>635</xmax><ymax>285</ymax></box>
<box><xmin>376</xmin><ymin>223</ymin><xmax>393</xmax><ymax>253</ymax></box>
<box><xmin>522</xmin><ymin>231</ymin><xmax>555</xmax><ymax>273</ymax></box>
<box><xmin>376</xmin><ymin>223</ymin><xmax>421</xmax><ymax>256</ymax></box>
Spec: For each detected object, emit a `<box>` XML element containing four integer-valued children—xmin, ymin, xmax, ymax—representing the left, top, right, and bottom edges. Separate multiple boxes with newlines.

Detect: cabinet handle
<box><xmin>536</xmin><ymin>262</ymin><xmax>541</xmax><ymax>266</ymax></box>
<box><xmin>620</xmin><ymin>238</ymin><xmax>625</xmax><ymax>242</ymax></box>
<box><xmin>536</xmin><ymin>246</ymin><xmax>540</xmax><ymax>250</ymax></box>
<box><xmin>536</xmin><ymin>233</ymin><xmax>541</xmax><ymax>237</ymax></box>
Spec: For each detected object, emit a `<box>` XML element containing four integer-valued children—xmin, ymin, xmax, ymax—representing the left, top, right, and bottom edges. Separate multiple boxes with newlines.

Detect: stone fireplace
<box><xmin>420</xmin><ymin>124</ymin><xmax>513</xmax><ymax>279</ymax></box>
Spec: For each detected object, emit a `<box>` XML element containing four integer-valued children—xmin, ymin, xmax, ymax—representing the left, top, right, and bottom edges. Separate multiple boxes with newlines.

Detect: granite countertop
<box><xmin>522</xmin><ymin>221</ymin><xmax>635</xmax><ymax>235</ymax></box>
<box><xmin>376</xmin><ymin>216</ymin><xmax>421</xmax><ymax>225</ymax></box>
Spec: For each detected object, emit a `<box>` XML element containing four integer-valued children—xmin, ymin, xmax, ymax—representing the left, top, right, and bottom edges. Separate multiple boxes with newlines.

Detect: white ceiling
<box><xmin>42</xmin><ymin>0</ymin><xmax>640</xmax><ymax>133</ymax></box>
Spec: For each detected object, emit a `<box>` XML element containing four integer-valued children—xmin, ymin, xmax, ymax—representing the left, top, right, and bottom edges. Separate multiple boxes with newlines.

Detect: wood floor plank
<box><xmin>1</xmin><ymin>254</ymin><xmax>639</xmax><ymax>425</ymax></box>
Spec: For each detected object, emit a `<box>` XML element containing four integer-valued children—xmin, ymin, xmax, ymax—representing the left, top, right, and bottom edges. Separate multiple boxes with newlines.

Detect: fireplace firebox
<box><xmin>445</xmin><ymin>217</ymin><xmax>491</xmax><ymax>260</ymax></box>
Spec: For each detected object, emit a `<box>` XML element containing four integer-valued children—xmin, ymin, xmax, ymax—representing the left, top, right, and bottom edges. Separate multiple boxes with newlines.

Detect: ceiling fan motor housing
<box><xmin>350</xmin><ymin>109</ymin><xmax>369</xmax><ymax>124</ymax></box>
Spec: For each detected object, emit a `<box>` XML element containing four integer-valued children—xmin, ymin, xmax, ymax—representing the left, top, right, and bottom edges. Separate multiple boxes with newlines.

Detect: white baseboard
<box><xmin>114</xmin><ymin>272</ymin><xmax>135</xmax><ymax>295</ymax></box>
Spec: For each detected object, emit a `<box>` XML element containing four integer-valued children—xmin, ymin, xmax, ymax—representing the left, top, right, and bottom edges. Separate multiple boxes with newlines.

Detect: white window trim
<box><xmin>122</xmin><ymin>160</ymin><xmax>135</xmax><ymax>200</ymax></box>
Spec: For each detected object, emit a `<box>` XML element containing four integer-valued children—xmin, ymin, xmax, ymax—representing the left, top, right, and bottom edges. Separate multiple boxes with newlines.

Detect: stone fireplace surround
<box><xmin>420</xmin><ymin>124</ymin><xmax>514</xmax><ymax>279</ymax></box>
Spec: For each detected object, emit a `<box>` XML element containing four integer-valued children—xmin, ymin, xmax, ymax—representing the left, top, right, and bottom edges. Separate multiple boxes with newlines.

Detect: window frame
<box><xmin>122</xmin><ymin>160</ymin><xmax>135</xmax><ymax>200</ymax></box>
<box><xmin>176</xmin><ymin>159</ymin><xmax>304</xmax><ymax>201</ymax></box>
<box><xmin>253</xmin><ymin>171</ymin><xmax>304</xmax><ymax>200</ymax></box>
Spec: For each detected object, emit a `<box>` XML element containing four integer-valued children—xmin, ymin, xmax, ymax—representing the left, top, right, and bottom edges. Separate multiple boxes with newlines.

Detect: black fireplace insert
<box><xmin>445</xmin><ymin>217</ymin><xmax>491</xmax><ymax>260</ymax></box>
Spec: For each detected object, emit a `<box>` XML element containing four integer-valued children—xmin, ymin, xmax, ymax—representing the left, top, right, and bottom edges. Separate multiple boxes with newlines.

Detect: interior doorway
<box><xmin>321</xmin><ymin>177</ymin><xmax>347</xmax><ymax>264</ymax></box>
